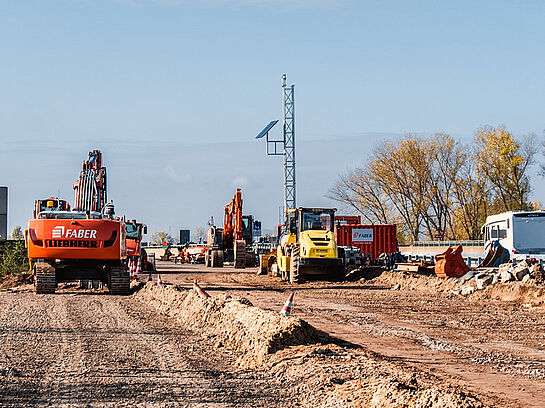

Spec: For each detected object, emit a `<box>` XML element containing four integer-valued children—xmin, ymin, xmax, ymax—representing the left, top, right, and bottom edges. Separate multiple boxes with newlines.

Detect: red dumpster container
<box><xmin>335</xmin><ymin>224</ymin><xmax>398</xmax><ymax>260</ymax></box>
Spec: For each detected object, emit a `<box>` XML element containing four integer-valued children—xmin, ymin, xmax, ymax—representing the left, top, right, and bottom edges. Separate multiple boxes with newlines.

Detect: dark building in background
<box><xmin>179</xmin><ymin>229</ymin><xmax>190</xmax><ymax>245</ymax></box>
<box><xmin>0</xmin><ymin>187</ymin><xmax>7</xmax><ymax>241</ymax></box>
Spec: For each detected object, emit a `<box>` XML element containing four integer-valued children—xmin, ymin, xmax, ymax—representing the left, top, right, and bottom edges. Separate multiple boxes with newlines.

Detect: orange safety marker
<box><xmin>193</xmin><ymin>279</ymin><xmax>210</xmax><ymax>299</ymax></box>
<box><xmin>157</xmin><ymin>274</ymin><xmax>163</xmax><ymax>286</ymax></box>
<box><xmin>136</xmin><ymin>258</ymin><xmax>142</xmax><ymax>274</ymax></box>
<box><xmin>280</xmin><ymin>292</ymin><xmax>294</xmax><ymax>316</ymax></box>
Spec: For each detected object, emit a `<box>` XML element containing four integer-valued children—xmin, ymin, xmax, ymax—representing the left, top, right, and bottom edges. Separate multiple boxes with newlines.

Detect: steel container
<box><xmin>335</xmin><ymin>224</ymin><xmax>398</xmax><ymax>260</ymax></box>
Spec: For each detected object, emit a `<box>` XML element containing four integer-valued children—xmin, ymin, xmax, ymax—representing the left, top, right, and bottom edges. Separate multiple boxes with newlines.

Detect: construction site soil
<box><xmin>1</xmin><ymin>261</ymin><xmax>545</xmax><ymax>407</ymax></box>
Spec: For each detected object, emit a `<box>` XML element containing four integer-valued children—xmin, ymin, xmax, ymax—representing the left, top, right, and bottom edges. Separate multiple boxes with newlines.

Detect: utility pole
<box><xmin>255</xmin><ymin>74</ymin><xmax>297</xmax><ymax>222</ymax></box>
<box><xmin>282</xmin><ymin>74</ymin><xmax>296</xmax><ymax>212</ymax></box>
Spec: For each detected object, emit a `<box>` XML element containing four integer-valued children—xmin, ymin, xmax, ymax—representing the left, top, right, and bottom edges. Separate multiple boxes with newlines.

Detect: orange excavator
<box><xmin>26</xmin><ymin>150</ymin><xmax>129</xmax><ymax>294</ymax></box>
<box><xmin>205</xmin><ymin>188</ymin><xmax>258</xmax><ymax>268</ymax></box>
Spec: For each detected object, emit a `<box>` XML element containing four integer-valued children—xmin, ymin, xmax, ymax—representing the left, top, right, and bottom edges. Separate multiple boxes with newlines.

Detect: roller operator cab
<box><xmin>276</xmin><ymin>207</ymin><xmax>344</xmax><ymax>283</ymax></box>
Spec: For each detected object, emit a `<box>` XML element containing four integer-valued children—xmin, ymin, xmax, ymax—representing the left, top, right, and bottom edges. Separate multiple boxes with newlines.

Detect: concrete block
<box><xmin>461</xmin><ymin>286</ymin><xmax>476</xmax><ymax>296</ymax></box>
<box><xmin>514</xmin><ymin>267</ymin><xmax>530</xmax><ymax>281</ymax></box>
<box><xmin>499</xmin><ymin>263</ymin><xmax>513</xmax><ymax>272</ymax></box>
<box><xmin>456</xmin><ymin>270</ymin><xmax>476</xmax><ymax>284</ymax></box>
<box><xmin>476</xmin><ymin>274</ymin><xmax>494</xmax><ymax>290</ymax></box>
<box><xmin>500</xmin><ymin>270</ymin><xmax>514</xmax><ymax>283</ymax></box>
<box><xmin>522</xmin><ymin>274</ymin><xmax>531</xmax><ymax>283</ymax></box>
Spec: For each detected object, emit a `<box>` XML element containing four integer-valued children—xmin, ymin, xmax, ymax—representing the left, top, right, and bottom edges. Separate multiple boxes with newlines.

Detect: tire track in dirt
<box><xmin>0</xmin><ymin>291</ymin><xmax>290</xmax><ymax>407</ymax></box>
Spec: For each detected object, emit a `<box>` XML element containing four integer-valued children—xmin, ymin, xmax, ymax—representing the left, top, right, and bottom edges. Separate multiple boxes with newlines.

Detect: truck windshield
<box><xmin>125</xmin><ymin>223</ymin><xmax>140</xmax><ymax>239</ymax></box>
<box><xmin>301</xmin><ymin>212</ymin><xmax>333</xmax><ymax>232</ymax></box>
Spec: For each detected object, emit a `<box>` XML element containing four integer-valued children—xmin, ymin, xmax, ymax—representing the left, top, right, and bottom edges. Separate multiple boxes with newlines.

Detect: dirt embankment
<box><xmin>135</xmin><ymin>282</ymin><xmax>486</xmax><ymax>408</ymax></box>
<box><xmin>368</xmin><ymin>270</ymin><xmax>545</xmax><ymax>306</ymax></box>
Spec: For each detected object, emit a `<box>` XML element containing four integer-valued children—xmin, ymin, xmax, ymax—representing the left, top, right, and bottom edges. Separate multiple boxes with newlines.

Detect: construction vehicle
<box><xmin>125</xmin><ymin>219</ymin><xmax>155</xmax><ymax>270</ymax></box>
<box><xmin>264</xmin><ymin>207</ymin><xmax>345</xmax><ymax>283</ymax></box>
<box><xmin>26</xmin><ymin>150</ymin><xmax>129</xmax><ymax>294</ymax></box>
<box><xmin>205</xmin><ymin>188</ymin><xmax>259</xmax><ymax>268</ymax></box>
<box><xmin>125</xmin><ymin>219</ymin><xmax>147</xmax><ymax>260</ymax></box>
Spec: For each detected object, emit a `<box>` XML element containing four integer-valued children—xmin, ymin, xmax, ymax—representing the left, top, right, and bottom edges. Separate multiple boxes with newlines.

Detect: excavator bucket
<box><xmin>434</xmin><ymin>245</ymin><xmax>470</xmax><ymax>278</ymax></box>
<box><xmin>479</xmin><ymin>240</ymin><xmax>509</xmax><ymax>268</ymax></box>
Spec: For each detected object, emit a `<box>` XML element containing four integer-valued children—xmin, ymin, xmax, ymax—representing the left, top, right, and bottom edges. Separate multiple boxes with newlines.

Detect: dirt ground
<box><xmin>0</xmin><ymin>283</ymin><xmax>291</xmax><ymax>407</ymax></box>
<box><xmin>1</xmin><ymin>261</ymin><xmax>544</xmax><ymax>407</ymax></box>
<box><xmin>157</xmin><ymin>261</ymin><xmax>545</xmax><ymax>408</ymax></box>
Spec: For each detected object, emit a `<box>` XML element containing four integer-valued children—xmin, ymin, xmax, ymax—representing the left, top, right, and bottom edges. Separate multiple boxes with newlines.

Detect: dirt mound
<box><xmin>135</xmin><ymin>283</ymin><xmax>488</xmax><ymax>407</ymax></box>
<box><xmin>134</xmin><ymin>282</ymin><xmax>327</xmax><ymax>367</ymax></box>
<box><xmin>370</xmin><ymin>269</ymin><xmax>545</xmax><ymax>307</ymax></box>
<box><xmin>475</xmin><ymin>281</ymin><xmax>545</xmax><ymax>306</ymax></box>
<box><xmin>0</xmin><ymin>274</ymin><xmax>29</xmax><ymax>291</ymax></box>
<box><xmin>368</xmin><ymin>270</ymin><xmax>459</xmax><ymax>293</ymax></box>
<box><xmin>268</xmin><ymin>343</ymin><xmax>483</xmax><ymax>407</ymax></box>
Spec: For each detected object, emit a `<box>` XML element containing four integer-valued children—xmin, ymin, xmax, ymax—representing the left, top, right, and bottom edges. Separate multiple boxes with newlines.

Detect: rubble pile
<box><xmin>451</xmin><ymin>260</ymin><xmax>544</xmax><ymax>296</ymax></box>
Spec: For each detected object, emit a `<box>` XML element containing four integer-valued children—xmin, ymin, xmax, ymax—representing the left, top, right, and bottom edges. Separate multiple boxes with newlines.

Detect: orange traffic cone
<box><xmin>136</xmin><ymin>258</ymin><xmax>142</xmax><ymax>275</ymax></box>
<box><xmin>280</xmin><ymin>292</ymin><xmax>294</xmax><ymax>316</ymax></box>
<box><xmin>193</xmin><ymin>279</ymin><xmax>210</xmax><ymax>299</ymax></box>
<box><xmin>157</xmin><ymin>274</ymin><xmax>163</xmax><ymax>286</ymax></box>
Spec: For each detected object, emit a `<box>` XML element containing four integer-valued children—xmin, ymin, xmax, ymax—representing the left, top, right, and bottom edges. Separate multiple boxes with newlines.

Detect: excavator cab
<box><xmin>34</xmin><ymin>198</ymin><xmax>70</xmax><ymax>218</ymax></box>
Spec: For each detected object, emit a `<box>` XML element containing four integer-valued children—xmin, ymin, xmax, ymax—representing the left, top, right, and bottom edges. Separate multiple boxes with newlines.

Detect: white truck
<box><xmin>482</xmin><ymin>211</ymin><xmax>545</xmax><ymax>258</ymax></box>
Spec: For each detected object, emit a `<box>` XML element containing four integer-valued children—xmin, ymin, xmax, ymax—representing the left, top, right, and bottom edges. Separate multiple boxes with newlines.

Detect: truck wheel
<box><xmin>289</xmin><ymin>247</ymin><xmax>303</xmax><ymax>284</ymax></box>
<box><xmin>234</xmin><ymin>240</ymin><xmax>246</xmax><ymax>269</ymax></box>
<box><xmin>35</xmin><ymin>262</ymin><xmax>56</xmax><ymax>294</ymax></box>
<box><xmin>211</xmin><ymin>250</ymin><xmax>224</xmax><ymax>267</ymax></box>
<box><xmin>109</xmin><ymin>265</ymin><xmax>130</xmax><ymax>295</ymax></box>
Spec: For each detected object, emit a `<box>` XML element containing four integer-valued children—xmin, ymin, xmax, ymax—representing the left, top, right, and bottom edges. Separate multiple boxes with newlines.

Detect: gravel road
<box><xmin>162</xmin><ymin>262</ymin><xmax>545</xmax><ymax>408</ymax></box>
<box><xmin>0</xmin><ymin>288</ymin><xmax>290</xmax><ymax>407</ymax></box>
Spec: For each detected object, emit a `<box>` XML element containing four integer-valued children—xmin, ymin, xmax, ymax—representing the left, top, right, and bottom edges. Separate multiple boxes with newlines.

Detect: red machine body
<box><xmin>25</xmin><ymin>150</ymin><xmax>130</xmax><ymax>294</ymax></box>
<box><xmin>335</xmin><ymin>224</ymin><xmax>398</xmax><ymax>260</ymax></box>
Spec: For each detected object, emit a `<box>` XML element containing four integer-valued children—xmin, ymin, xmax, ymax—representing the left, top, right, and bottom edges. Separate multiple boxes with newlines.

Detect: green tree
<box><xmin>0</xmin><ymin>240</ymin><xmax>28</xmax><ymax>275</ymax></box>
<box><xmin>11</xmin><ymin>226</ymin><xmax>23</xmax><ymax>240</ymax></box>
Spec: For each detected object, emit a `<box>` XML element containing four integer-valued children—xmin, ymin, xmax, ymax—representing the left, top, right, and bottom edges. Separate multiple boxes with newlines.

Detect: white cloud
<box><xmin>165</xmin><ymin>165</ymin><xmax>191</xmax><ymax>183</ymax></box>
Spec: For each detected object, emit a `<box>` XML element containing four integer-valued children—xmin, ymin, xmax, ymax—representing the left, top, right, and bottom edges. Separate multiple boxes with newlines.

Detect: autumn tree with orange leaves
<box><xmin>329</xmin><ymin>127</ymin><xmax>538</xmax><ymax>243</ymax></box>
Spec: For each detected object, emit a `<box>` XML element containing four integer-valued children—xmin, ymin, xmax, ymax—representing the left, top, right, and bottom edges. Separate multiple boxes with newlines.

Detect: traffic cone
<box><xmin>193</xmin><ymin>279</ymin><xmax>210</xmax><ymax>299</ymax></box>
<box><xmin>136</xmin><ymin>258</ymin><xmax>142</xmax><ymax>274</ymax></box>
<box><xmin>280</xmin><ymin>292</ymin><xmax>294</xmax><ymax>316</ymax></box>
<box><xmin>157</xmin><ymin>274</ymin><xmax>163</xmax><ymax>286</ymax></box>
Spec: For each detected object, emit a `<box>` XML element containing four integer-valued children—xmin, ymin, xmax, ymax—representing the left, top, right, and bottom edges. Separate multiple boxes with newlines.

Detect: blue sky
<box><xmin>1</xmin><ymin>0</ymin><xmax>545</xmax><ymax>239</ymax></box>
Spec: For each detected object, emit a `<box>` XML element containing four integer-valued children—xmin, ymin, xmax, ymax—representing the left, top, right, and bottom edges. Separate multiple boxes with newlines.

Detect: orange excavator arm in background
<box><xmin>223</xmin><ymin>188</ymin><xmax>243</xmax><ymax>246</ymax></box>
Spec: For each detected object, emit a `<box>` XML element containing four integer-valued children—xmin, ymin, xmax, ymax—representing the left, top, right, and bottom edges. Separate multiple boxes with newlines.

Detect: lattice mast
<box><xmin>282</xmin><ymin>74</ymin><xmax>296</xmax><ymax>212</ymax></box>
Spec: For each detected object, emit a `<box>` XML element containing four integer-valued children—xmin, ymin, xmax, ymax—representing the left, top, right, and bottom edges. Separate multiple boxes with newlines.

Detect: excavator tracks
<box><xmin>109</xmin><ymin>265</ymin><xmax>130</xmax><ymax>295</ymax></box>
<box><xmin>35</xmin><ymin>262</ymin><xmax>56</xmax><ymax>294</ymax></box>
<box><xmin>234</xmin><ymin>240</ymin><xmax>246</xmax><ymax>269</ymax></box>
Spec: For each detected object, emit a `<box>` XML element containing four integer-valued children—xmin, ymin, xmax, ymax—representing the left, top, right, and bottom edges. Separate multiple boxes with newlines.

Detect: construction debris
<box><xmin>434</xmin><ymin>246</ymin><xmax>470</xmax><ymax>278</ymax></box>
